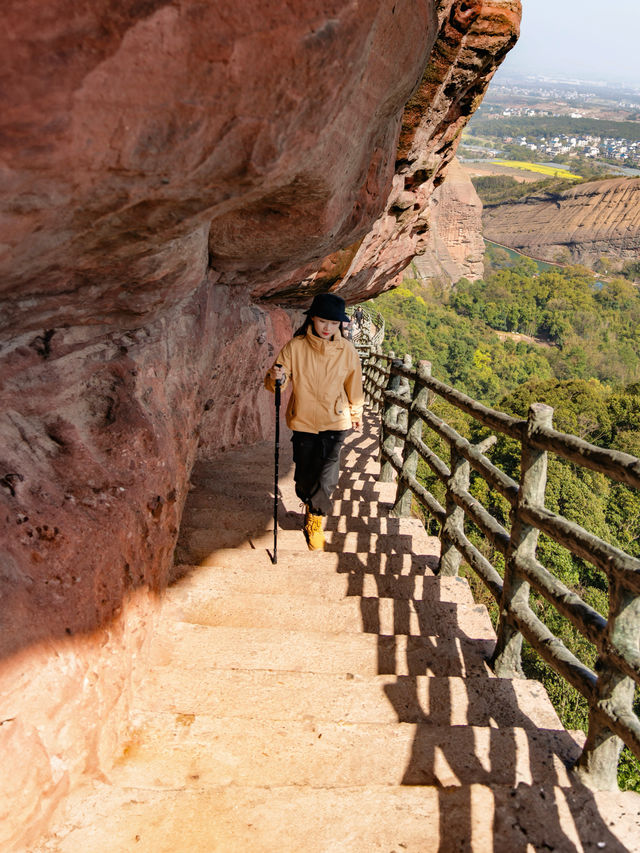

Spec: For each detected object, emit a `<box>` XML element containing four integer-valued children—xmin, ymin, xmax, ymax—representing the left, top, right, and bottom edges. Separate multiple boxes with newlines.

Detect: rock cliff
<box><xmin>0</xmin><ymin>1</ymin><xmax>520</xmax><ymax>846</ymax></box>
<box><xmin>411</xmin><ymin>158</ymin><xmax>485</xmax><ymax>282</ymax></box>
<box><xmin>482</xmin><ymin>176</ymin><xmax>640</xmax><ymax>266</ymax></box>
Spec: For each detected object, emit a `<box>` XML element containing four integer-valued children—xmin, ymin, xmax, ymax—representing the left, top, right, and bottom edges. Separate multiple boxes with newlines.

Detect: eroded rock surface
<box><xmin>482</xmin><ymin>176</ymin><xmax>640</xmax><ymax>266</ymax></box>
<box><xmin>411</xmin><ymin>158</ymin><xmax>485</xmax><ymax>283</ymax></box>
<box><xmin>0</xmin><ymin>2</ymin><xmax>520</xmax><ymax>846</ymax></box>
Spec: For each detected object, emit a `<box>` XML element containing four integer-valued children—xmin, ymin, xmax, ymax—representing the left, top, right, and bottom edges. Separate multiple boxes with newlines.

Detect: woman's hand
<box><xmin>351</xmin><ymin>417</ymin><xmax>362</xmax><ymax>432</ymax></box>
<box><xmin>267</xmin><ymin>364</ymin><xmax>285</xmax><ymax>384</ymax></box>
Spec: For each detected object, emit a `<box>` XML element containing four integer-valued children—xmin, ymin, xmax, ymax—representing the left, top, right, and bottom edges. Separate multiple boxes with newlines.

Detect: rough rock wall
<box><xmin>411</xmin><ymin>158</ymin><xmax>485</xmax><ymax>282</ymax></box>
<box><xmin>482</xmin><ymin>176</ymin><xmax>640</xmax><ymax>266</ymax></box>
<box><xmin>0</xmin><ymin>1</ymin><xmax>520</xmax><ymax>846</ymax></box>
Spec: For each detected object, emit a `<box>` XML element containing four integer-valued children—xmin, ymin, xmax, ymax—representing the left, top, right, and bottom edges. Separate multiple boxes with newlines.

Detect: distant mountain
<box><xmin>482</xmin><ymin>176</ymin><xmax>640</xmax><ymax>267</ymax></box>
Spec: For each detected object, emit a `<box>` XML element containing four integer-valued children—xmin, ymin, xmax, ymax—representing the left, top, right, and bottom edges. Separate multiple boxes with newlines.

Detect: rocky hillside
<box><xmin>482</xmin><ymin>175</ymin><xmax>640</xmax><ymax>266</ymax></box>
<box><xmin>411</xmin><ymin>158</ymin><xmax>485</xmax><ymax>282</ymax></box>
<box><xmin>0</xmin><ymin>2</ymin><xmax>520</xmax><ymax>847</ymax></box>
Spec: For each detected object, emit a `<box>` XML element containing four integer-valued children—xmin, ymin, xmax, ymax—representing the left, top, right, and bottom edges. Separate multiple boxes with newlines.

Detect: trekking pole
<box><xmin>272</xmin><ymin>364</ymin><xmax>283</xmax><ymax>565</ymax></box>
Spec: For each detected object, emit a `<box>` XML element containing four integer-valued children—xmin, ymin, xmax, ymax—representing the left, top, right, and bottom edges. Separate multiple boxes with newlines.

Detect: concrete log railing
<box><xmin>360</xmin><ymin>345</ymin><xmax>640</xmax><ymax>792</ymax></box>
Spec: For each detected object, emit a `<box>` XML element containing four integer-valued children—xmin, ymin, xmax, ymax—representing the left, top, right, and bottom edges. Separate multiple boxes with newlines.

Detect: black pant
<box><xmin>291</xmin><ymin>430</ymin><xmax>349</xmax><ymax>516</ymax></box>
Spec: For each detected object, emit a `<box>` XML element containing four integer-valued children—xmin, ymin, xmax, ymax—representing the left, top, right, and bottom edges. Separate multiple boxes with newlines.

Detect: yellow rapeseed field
<box><xmin>491</xmin><ymin>160</ymin><xmax>582</xmax><ymax>180</ymax></box>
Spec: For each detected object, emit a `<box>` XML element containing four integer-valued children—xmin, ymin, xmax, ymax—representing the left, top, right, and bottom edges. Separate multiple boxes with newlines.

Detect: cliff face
<box><xmin>482</xmin><ymin>176</ymin><xmax>640</xmax><ymax>266</ymax></box>
<box><xmin>411</xmin><ymin>158</ymin><xmax>485</xmax><ymax>282</ymax></box>
<box><xmin>0</xmin><ymin>1</ymin><xmax>520</xmax><ymax>846</ymax></box>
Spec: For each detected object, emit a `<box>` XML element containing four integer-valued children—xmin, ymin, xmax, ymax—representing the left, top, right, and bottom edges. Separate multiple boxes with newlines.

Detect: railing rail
<box><xmin>358</xmin><ymin>345</ymin><xmax>640</xmax><ymax>791</ymax></box>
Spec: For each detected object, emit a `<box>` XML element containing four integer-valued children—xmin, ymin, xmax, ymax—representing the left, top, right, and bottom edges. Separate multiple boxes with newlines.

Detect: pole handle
<box><xmin>274</xmin><ymin>362</ymin><xmax>284</xmax><ymax>389</ymax></box>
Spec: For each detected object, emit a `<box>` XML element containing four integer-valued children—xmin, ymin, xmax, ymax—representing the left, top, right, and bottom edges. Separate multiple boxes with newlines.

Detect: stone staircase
<box><xmin>33</xmin><ymin>415</ymin><xmax>640</xmax><ymax>851</ymax></box>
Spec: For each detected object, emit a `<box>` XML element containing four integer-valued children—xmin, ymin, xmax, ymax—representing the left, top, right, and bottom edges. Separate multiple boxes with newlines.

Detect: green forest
<box><xmin>368</xmin><ymin>255</ymin><xmax>640</xmax><ymax>789</ymax></box>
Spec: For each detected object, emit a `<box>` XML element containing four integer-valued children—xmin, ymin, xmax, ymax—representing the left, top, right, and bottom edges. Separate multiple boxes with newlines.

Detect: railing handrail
<box><xmin>359</xmin><ymin>343</ymin><xmax>640</xmax><ymax>792</ymax></box>
<box><xmin>378</xmin><ymin>352</ymin><xmax>640</xmax><ymax>490</ymax></box>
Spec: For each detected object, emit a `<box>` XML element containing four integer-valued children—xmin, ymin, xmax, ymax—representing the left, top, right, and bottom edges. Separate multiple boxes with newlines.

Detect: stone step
<box><xmin>321</xmin><ymin>529</ymin><xmax>434</xmax><ymax>554</ymax></box>
<box><xmin>147</xmin><ymin>621</ymin><xmax>495</xmax><ymax>678</ymax></box>
<box><xmin>181</xmin><ymin>526</ymin><xmax>438</xmax><ymax>558</ymax></box>
<box><xmin>280</xmin><ymin>497</ymin><xmax>390</xmax><ymax>518</ymax></box>
<box><xmin>346</xmin><ymin>467</ymin><xmax>385</xmax><ymax>480</ymax></box>
<box><xmin>330</xmin><ymin>496</ymin><xmax>415</xmax><ymax>516</ymax></box>
<box><xmin>178</xmin><ymin>546</ymin><xmax>440</xmax><ymax>576</ymax></box>
<box><xmin>322</xmin><ymin>515</ymin><xmax>428</xmax><ymax>535</ymax></box>
<box><xmin>108</xmin><ymin>712</ymin><xmax>582</xmax><ymax>790</ymax></box>
<box><xmin>340</xmin><ymin>481</ymin><xmax>397</xmax><ymax>501</ymax></box>
<box><xmin>161</xmin><ymin>590</ymin><xmax>496</xmax><ymax>640</ymax></box>
<box><xmin>34</xmin><ymin>783</ymin><xmax>640</xmax><ymax>853</ymax></box>
<box><xmin>175</xmin><ymin>546</ymin><xmax>439</xmax><ymax>575</ymax></box>
<box><xmin>169</xmin><ymin>561</ymin><xmax>471</xmax><ymax>604</ymax></box>
<box><xmin>180</xmin><ymin>505</ymin><xmax>276</xmax><ymax>532</ymax></box>
<box><xmin>183</xmin><ymin>512</ymin><xmax>430</xmax><ymax>537</ymax></box>
<box><xmin>136</xmin><ymin>669</ymin><xmax>563</xmax><ymax>730</ymax></box>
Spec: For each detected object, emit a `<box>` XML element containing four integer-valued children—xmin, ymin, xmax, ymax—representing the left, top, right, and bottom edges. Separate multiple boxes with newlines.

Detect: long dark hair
<box><xmin>294</xmin><ymin>316</ymin><xmax>348</xmax><ymax>338</ymax></box>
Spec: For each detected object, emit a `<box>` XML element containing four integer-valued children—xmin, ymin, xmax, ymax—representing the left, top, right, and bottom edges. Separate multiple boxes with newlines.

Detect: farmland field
<box><xmin>491</xmin><ymin>160</ymin><xmax>582</xmax><ymax>180</ymax></box>
<box><xmin>460</xmin><ymin>160</ymin><xmax>542</xmax><ymax>182</ymax></box>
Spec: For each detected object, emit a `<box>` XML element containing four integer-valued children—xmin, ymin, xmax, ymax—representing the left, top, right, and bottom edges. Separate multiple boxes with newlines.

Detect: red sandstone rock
<box><xmin>260</xmin><ymin>0</ymin><xmax>520</xmax><ymax>304</ymax></box>
<box><xmin>1</xmin><ymin>0</ymin><xmax>438</xmax><ymax>334</ymax></box>
<box><xmin>412</xmin><ymin>158</ymin><xmax>485</xmax><ymax>283</ymax></box>
<box><xmin>0</xmin><ymin>2</ymin><xmax>520</xmax><ymax>846</ymax></box>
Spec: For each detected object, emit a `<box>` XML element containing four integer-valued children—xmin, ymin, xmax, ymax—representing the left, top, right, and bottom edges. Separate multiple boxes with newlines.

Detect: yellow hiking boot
<box><xmin>304</xmin><ymin>508</ymin><xmax>325</xmax><ymax>551</ymax></box>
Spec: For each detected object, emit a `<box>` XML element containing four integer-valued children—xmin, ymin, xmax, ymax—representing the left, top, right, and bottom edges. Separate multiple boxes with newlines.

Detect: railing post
<box><xmin>573</xmin><ymin>580</ymin><xmax>640</xmax><ymax>790</ymax></box>
<box><xmin>439</xmin><ymin>451</ymin><xmax>470</xmax><ymax>577</ymax></box>
<box><xmin>370</xmin><ymin>345</ymin><xmax>384</xmax><ymax>413</ymax></box>
<box><xmin>392</xmin><ymin>360</ymin><xmax>431</xmax><ymax>518</ymax></box>
<box><xmin>380</xmin><ymin>353</ymin><xmax>401</xmax><ymax>483</ymax></box>
<box><xmin>439</xmin><ymin>435</ymin><xmax>496</xmax><ymax>576</ymax></box>
<box><xmin>362</xmin><ymin>347</ymin><xmax>376</xmax><ymax>407</ymax></box>
<box><xmin>492</xmin><ymin>402</ymin><xmax>553</xmax><ymax>678</ymax></box>
<box><xmin>394</xmin><ymin>354</ymin><xmax>412</xmax><ymax>458</ymax></box>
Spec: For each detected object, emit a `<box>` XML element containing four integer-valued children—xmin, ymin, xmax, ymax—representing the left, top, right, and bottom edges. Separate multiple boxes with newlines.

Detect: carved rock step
<box><xmin>340</xmin><ymin>480</ymin><xmax>398</xmax><ymax>500</ymax></box>
<box><xmin>278</xmin><ymin>496</ymin><xmax>394</xmax><ymax>518</ymax></box>
<box><xmin>136</xmin><ymin>669</ymin><xmax>564</xmax><ymax>730</ymax></box>
<box><xmin>323</xmin><ymin>497</ymin><xmax>388</xmax><ymax>517</ymax></box>
<box><xmin>340</xmin><ymin>454</ymin><xmax>382</xmax><ymax>472</ymax></box>
<box><xmin>323</xmin><ymin>514</ymin><xmax>430</xmax><ymax>535</ymax></box>
<box><xmin>147</xmin><ymin>621</ymin><xmax>495</xmax><ymax>678</ymax></box>
<box><xmin>106</xmin><ymin>711</ymin><xmax>583</xmax><ymax>790</ymax></box>
<box><xmin>277</xmin><ymin>478</ymin><xmax>396</xmax><ymax>500</ymax></box>
<box><xmin>169</xmin><ymin>559</ymin><xmax>471</xmax><ymax>603</ymax></box>
<box><xmin>160</xmin><ymin>590</ymin><xmax>496</xmax><ymax>639</ymax></box>
<box><xmin>33</xmin><ymin>782</ymin><xmax>640</xmax><ymax>853</ymax></box>
<box><xmin>177</xmin><ymin>545</ymin><xmax>439</xmax><ymax>575</ymax></box>
<box><xmin>181</xmin><ymin>526</ymin><xmax>437</xmax><ymax>557</ymax></box>
<box><xmin>321</xmin><ymin>516</ymin><xmax>439</xmax><ymax>552</ymax></box>
<box><xmin>184</xmin><ymin>508</ymin><xmax>428</xmax><ymax>537</ymax></box>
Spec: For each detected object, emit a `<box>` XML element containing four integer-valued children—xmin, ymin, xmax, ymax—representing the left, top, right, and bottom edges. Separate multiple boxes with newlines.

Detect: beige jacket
<box><xmin>264</xmin><ymin>327</ymin><xmax>364</xmax><ymax>433</ymax></box>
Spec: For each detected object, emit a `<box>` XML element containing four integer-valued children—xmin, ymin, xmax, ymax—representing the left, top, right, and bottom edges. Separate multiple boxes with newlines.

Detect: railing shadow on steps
<box><xmin>357</xmin><ymin>342</ymin><xmax>640</xmax><ymax>795</ymax></box>
<box><xmin>326</xmin><ymin>418</ymin><xmax>629</xmax><ymax>851</ymax></box>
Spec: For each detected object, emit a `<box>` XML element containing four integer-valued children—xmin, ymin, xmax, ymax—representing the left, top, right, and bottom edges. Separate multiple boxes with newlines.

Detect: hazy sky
<box><xmin>497</xmin><ymin>0</ymin><xmax>640</xmax><ymax>86</ymax></box>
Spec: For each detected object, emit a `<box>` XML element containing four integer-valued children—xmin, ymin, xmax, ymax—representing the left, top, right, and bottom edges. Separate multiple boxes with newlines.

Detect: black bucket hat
<box><xmin>304</xmin><ymin>293</ymin><xmax>349</xmax><ymax>322</ymax></box>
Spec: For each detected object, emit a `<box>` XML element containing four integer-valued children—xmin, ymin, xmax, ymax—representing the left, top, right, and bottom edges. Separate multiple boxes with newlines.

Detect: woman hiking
<box><xmin>264</xmin><ymin>293</ymin><xmax>364</xmax><ymax>551</ymax></box>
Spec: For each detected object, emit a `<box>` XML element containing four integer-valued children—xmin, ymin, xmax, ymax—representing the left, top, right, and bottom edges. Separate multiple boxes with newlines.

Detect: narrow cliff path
<box><xmin>34</xmin><ymin>414</ymin><xmax>639</xmax><ymax>851</ymax></box>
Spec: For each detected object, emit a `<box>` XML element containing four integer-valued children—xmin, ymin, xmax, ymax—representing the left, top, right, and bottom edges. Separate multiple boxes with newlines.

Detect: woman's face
<box><xmin>311</xmin><ymin>316</ymin><xmax>341</xmax><ymax>339</ymax></box>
